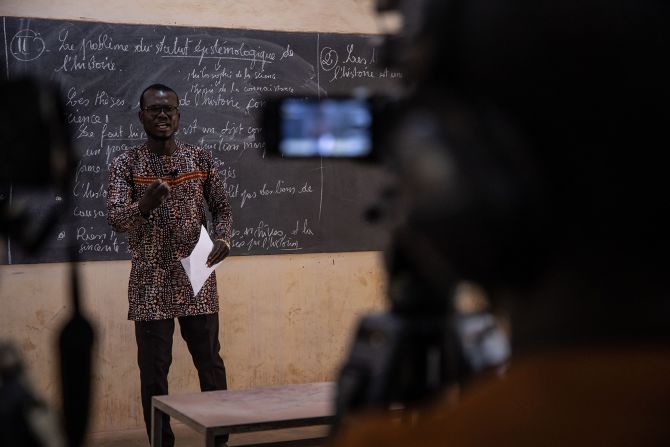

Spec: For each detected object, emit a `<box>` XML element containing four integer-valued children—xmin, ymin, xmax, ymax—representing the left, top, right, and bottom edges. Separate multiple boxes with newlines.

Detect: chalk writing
<box><xmin>281</xmin><ymin>44</ymin><xmax>294</xmax><ymax>60</ymax></box>
<box><xmin>74</xmin><ymin>159</ymin><xmax>102</xmax><ymax>182</ymax></box>
<box><xmin>73</xmin><ymin>206</ymin><xmax>106</xmax><ymax>219</ymax></box>
<box><xmin>58</xmin><ymin>29</ymin><xmax>76</xmax><ymax>52</ymax></box>
<box><xmin>10</xmin><ymin>29</ymin><xmax>45</xmax><ymax>61</ymax></box>
<box><xmin>191</xmin><ymin>39</ymin><xmax>276</xmax><ymax>69</ymax></box>
<box><xmin>155</xmin><ymin>36</ymin><xmax>191</xmax><ymax>56</ymax></box>
<box><xmin>231</xmin><ymin>220</ymin><xmax>303</xmax><ymax>252</ymax></box>
<box><xmin>73</xmin><ymin>181</ymin><xmax>107</xmax><ymax>199</ymax></box>
<box><xmin>55</xmin><ymin>53</ymin><xmax>117</xmax><ymax>73</ymax></box>
<box><xmin>94</xmin><ymin>90</ymin><xmax>126</xmax><ymax>107</ymax></box>
<box><xmin>133</xmin><ymin>37</ymin><xmax>153</xmax><ymax>53</ymax></box>
<box><xmin>323</xmin><ymin>42</ymin><xmax>402</xmax><ymax>83</ymax></box>
<box><xmin>320</xmin><ymin>46</ymin><xmax>338</xmax><ymax>71</ymax></box>
<box><xmin>76</xmin><ymin>228</ymin><xmax>123</xmax><ymax>254</ymax></box>
<box><xmin>291</xmin><ymin>219</ymin><xmax>314</xmax><ymax>236</ymax></box>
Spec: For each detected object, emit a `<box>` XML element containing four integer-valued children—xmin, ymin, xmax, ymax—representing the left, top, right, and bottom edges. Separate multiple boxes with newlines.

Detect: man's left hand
<box><xmin>207</xmin><ymin>239</ymin><xmax>230</xmax><ymax>267</ymax></box>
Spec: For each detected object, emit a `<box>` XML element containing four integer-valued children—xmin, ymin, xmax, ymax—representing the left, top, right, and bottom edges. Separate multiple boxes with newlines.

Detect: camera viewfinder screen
<box><xmin>279</xmin><ymin>98</ymin><xmax>372</xmax><ymax>157</ymax></box>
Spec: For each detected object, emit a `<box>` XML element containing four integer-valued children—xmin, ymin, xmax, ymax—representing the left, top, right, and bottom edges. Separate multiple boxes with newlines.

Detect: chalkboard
<box><xmin>0</xmin><ymin>17</ymin><xmax>403</xmax><ymax>264</ymax></box>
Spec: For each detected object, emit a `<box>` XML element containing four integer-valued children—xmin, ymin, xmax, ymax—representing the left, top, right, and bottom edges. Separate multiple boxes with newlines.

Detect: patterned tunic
<box><xmin>107</xmin><ymin>141</ymin><xmax>232</xmax><ymax>321</ymax></box>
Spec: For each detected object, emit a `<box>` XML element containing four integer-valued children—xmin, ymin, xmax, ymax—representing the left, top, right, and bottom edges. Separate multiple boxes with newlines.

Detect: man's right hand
<box><xmin>138</xmin><ymin>179</ymin><xmax>170</xmax><ymax>217</ymax></box>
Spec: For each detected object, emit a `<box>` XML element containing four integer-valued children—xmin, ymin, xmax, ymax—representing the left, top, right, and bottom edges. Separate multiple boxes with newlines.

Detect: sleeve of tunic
<box><xmin>203</xmin><ymin>151</ymin><xmax>233</xmax><ymax>241</ymax></box>
<box><xmin>106</xmin><ymin>153</ymin><xmax>147</xmax><ymax>233</ymax></box>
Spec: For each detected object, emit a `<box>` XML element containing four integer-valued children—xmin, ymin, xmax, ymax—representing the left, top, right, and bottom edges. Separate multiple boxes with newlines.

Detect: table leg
<box><xmin>151</xmin><ymin>405</ymin><xmax>164</xmax><ymax>447</ymax></box>
<box><xmin>206</xmin><ymin>431</ymin><xmax>216</xmax><ymax>447</ymax></box>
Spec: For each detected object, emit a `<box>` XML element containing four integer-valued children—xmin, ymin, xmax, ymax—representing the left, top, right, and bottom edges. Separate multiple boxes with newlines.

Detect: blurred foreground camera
<box><xmin>0</xmin><ymin>78</ymin><xmax>73</xmax><ymax>188</ymax></box>
<box><xmin>262</xmin><ymin>94</ymin><xmax>398</xmax><ymax>162</ymax></box>
<box><xmin>0</xmin><ymin>78</ymin><xmax>75</xmax><ymax>253</ymax></box>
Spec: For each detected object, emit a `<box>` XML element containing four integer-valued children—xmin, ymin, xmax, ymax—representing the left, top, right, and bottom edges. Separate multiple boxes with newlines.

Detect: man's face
<box><xmin>139</xmin><ymin>89</ymin><xmax>180</xmax><ymax>141</ymax></box>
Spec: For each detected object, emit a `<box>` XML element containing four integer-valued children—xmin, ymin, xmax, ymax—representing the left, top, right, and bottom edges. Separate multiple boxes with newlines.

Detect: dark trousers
<box><xmin>135</xmin><ymin>313</ymin><xmax>228</xmax><ymax>447</ymax></box>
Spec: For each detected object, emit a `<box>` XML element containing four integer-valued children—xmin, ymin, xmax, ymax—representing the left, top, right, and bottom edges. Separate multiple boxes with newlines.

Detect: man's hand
<box><xmin>207</xmin><ymin>239</ymin><xmax>230</xmax><ymax>267</ymax></box>
<box><xmin>138</xmin><ymin>179</ymin><xmax>170</xmax><ymax>216</ymax></box>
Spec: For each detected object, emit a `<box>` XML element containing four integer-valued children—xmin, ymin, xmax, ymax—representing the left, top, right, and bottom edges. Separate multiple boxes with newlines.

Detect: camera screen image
<box><xmin>279</xmin><ymin>98</ymin><xmax>373</xmax><ymax>157</ymax></box>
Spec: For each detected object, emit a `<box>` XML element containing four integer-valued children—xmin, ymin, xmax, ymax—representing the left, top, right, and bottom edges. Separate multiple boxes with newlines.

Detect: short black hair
<box><xmin>139</xmin><ymin>84</ymin><xmax>179</xmax><ymax>108</ymax></box>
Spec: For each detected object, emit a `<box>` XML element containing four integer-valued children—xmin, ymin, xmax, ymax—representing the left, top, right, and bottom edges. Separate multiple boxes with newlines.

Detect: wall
<box><xmin>0</xmin><ymin>0</ymin><xmax>380</xmax><ymax>32</ymax></box>
<box><xmin>0</xmin><ymin>0</ymin><xmax>387</xmax><ymax>433</ymax></box>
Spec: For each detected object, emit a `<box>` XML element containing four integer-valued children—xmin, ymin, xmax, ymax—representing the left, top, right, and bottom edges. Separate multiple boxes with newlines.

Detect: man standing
<box><xmin>107</xmin><ymin>84</ymin><xmax>232</xmax><ymax>446</ymax></box>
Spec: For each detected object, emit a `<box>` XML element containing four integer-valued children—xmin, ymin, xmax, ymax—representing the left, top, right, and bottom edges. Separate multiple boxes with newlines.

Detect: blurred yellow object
<box><xmin>332</xmin><ymin>346</ymin><xmax>670</xmax><ymax>447</ymax></box>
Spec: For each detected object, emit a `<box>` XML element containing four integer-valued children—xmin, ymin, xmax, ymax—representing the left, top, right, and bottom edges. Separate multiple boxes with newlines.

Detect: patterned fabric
<box><xmin>107</xmin><ymin>141</ymin><xmax>232</xmax><ymax>321</ymax></box>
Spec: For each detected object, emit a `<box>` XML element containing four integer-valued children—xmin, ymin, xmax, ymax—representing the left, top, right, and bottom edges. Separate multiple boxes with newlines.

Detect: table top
<box><xmin>152</xmin><ymin>382</ymin><xmax>335</xmax><ymax>434</ymax></box>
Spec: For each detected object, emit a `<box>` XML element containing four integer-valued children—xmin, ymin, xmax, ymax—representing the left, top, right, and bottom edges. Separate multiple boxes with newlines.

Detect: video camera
<box><xmin>264</xmin><ymin>0</ymin><xmax>670</xmax><ymax>434</ymax></box>
<box><xmin>262</xmin><ymin>0</ymin><xmax>512</xmax><ymax>433</ymax></box>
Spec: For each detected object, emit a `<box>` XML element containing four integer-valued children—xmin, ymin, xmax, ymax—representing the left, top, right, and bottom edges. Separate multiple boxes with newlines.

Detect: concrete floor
<box><xmin>88</xmin><ymin>423</ymin><xmax>329</xmax><ymax>447</ymax></box>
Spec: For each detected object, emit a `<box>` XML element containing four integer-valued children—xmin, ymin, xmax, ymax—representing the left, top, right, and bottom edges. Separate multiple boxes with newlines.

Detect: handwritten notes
<box><xmin>181</xmin><ymin>225</ymin><xmax>220</xmax><ymax>296</ymax></box>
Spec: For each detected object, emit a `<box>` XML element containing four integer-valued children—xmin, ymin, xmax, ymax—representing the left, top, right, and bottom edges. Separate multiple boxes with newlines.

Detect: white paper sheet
<box><xmin>180</xmin><ymin>225</ymin><xmax>222</xmax><ymax>297</ymax></box>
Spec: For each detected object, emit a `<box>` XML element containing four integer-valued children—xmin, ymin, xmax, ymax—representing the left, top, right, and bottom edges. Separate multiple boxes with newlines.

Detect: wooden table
<box><xmin>152</xmin><ymin>382</ymin><xmax>335</xmax><ymax>447</ymax></box>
